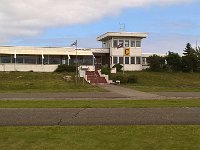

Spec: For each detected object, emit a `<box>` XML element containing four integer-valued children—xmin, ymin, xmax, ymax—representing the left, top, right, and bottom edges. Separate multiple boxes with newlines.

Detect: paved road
<box><xmin>0</xmin><ymin>108</ymin><xmax>200</xmax><ymax>126</ymax></box>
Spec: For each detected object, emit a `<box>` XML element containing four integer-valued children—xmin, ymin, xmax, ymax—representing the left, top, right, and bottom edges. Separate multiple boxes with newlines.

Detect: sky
<box><xmin>0</xmin><ymin>0</ymin><xmax>199</xmax><ymax>54</ymax></box>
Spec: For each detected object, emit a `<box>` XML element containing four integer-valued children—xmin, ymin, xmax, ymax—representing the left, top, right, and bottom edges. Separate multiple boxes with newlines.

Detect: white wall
<box><xmin>111</xmin><ymin>47</ymin><xmax>142</xmax><ymax>56</ymax></box>
<box><xmin>0</xmin><ymin>64</ymin><xmax>58</xmax><ymax>72</ymax></box>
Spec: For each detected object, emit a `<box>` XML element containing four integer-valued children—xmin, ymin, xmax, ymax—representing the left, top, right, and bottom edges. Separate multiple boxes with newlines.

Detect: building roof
<box><xmin>0</xmin><ymin>46</ymin><xmax>93</xmax><ymax>56</ymax></box>
<box><xmin>97</xmin><ymin>32</ymin><xmax>148</xmax><ymax>41</ymax></box>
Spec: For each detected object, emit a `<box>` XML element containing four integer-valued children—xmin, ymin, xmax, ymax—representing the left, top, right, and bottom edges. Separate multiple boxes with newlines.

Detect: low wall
<box><xmin>0</xmin><ymin>64</ymin><xmax>58</xmax><ymax>72</ymax></box>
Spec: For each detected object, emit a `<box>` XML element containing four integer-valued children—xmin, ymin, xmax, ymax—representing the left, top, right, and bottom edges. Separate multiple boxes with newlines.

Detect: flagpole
<box><xmin>75</xmin><ymin>40</ymin><xmax>78</xmax><ymax>85</ymax></box>
<box><xmin>14</xmin><ymin>50</ymin><xmax>16</xmax><ymax>71</ymax></box>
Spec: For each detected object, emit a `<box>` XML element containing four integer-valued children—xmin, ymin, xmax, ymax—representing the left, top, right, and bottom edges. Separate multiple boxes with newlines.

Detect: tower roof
<box><xmin>97</xmin><ymin>32</ymin><xmax>148</xmax><ymax>41</ymax></box>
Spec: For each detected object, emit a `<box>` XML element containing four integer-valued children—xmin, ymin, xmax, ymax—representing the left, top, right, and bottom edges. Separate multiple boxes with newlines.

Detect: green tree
<box><xmin>147</xmin><ymin>55</ymin><xmax>165</xmax><ymax>72</ymax></box>
<box><xmin>182</xmin><ymin>43</ymin><xmax>198</xmax><ymax>72</ymax></box>
<box><xmin>195</xmin><ymin>46</ymin><xmax>200</xmax><ymax>71</ymax></box>
<box><xmin>165</xmin><ymin>51</ymin><xmax>182</xmax><ymax>72</ymax></box>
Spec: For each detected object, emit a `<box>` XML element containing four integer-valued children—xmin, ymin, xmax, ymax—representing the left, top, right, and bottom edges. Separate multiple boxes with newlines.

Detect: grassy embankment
<box><xmin>0</xmin><ymin>126</ymin><xmax>199</xmax><ymax>150</ymax></box>
<box><xmin>119</xmin><ymin>71</ymin><xmax>200</xmax><ymax>92</ymax></box>
<box><xmin>0</xmin><ymin>72</ymin><xmax>104</xmax><ymax>93</ymax></box>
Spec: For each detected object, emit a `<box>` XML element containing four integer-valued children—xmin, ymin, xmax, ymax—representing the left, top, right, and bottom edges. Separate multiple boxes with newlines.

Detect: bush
<box><xmin>110</xmin><ymin>74</ymin><xmax>127</xmax><ymax>83</ymax></box>
<box><xmin>112</xmin><ymin>64</ymin><xmax>123</xmax><ymax>72</ymax></box>
<box><xmin>55</xmin><ymin>65</ymin><xmax>76</xmax><ymax>72</ymax></box>
<box><xmin>101</xmin><ymin>66</ymin><xmax>111</xmax><ymax>75</ymax></box>
<box><xmin>110</xmin><ymin>73</ymin><xmax>138</xmax><ymax>84</ymax></box>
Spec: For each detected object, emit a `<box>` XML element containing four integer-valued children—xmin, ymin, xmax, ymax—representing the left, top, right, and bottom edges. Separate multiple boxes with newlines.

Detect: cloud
<box><xmin>0</xmin><ymin>0</ymin><xmax>195</xmax><ymax>42</ymax></box>
<box><xmin>143</xmin><ymin>32</ymin><xmax>199</xmax><ymax>54</ymax></box>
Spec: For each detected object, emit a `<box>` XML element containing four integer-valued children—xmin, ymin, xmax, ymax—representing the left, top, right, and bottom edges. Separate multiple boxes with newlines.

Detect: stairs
<box><xmin>85</xmin><ymin>71</ymin><xmax>107</xmax><ymax>84</ymax></box>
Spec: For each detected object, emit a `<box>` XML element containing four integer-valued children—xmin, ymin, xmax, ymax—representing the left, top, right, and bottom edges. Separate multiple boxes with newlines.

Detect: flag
<box><xmin>70</xmin><ymin>40</ymin><xmax>77</xmax><ymax>47</ymax></box>
<box><xmin>14</xmin><ymin>50</ymin><xmax>16</xmax><ymax>59</ymax></box>
<box><xmin>117</xmin><ymin>43</ymin><xmax>123</xmax><ymax>48</ymax></box>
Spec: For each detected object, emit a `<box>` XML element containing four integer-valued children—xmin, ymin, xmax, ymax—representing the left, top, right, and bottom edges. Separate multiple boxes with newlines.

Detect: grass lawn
<box><xmin>120</xmin><ymin>71</ymin><xmax>200</xmax><ymax>92</ymax></box>
<box><xmin>1</xmin><ymin>99</ymin><xmax>200</xmax><ymax>108</ymax></box>
<box><xmin>0</xmin><ymin>126</ymin><xmax>199</xmax><ymax>150</ymax></box>
<box><xmin>0</xmin><ymin>72</ymin><xmax>105</xmax><ymax>93</ymax></box>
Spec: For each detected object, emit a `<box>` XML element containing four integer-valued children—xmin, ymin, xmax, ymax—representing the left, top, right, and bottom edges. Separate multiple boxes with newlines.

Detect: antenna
<box><xmin>196</xmin><ymin>40</ymin><xmax>198</xmax><ymax>50</ymax></box>
<box><xmin>119</xmin><ymin>23</ymin><xmax>126</xmax><ymax>32</ymax></box>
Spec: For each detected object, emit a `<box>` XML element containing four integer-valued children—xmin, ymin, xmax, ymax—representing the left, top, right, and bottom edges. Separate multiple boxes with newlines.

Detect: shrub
<box><xmin>112</xmin><ymin>64</ymin><xmax>123</xmax><ymax>72</ymax></box>
<box><xmin>101</xmin><ymin>66</ymin><xmax>111</xmax><ymax>75</ymax></box>
<box><xmin>55</xmin><ymin>65</ymin><xmax>76</xmax><ymax>72</ymax></box>
<box><xmin>110</xmin><ymin>74</ymin><xmax>128</xmax><ymax>83</ymax></box>
<box><xmin>110</xmin><ymin>73</ymin><xmax>138</xmax><ymax>84</ymax></box>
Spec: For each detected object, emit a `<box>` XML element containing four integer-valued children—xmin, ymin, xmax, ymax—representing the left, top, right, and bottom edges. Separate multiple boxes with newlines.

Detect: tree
<box><xmin>147</xmin><ymin>55</ymin><xmax>165</xmax><ymax>71</ymax></box>
<box><xmin>165</xmin><ymin>51</ymin><xmax>182</xmax><ymax>72</ymax></box>
<box><xmin>182</xmin><ymin>43</ymin><xmax>198</xmax><ymax>72</ymax></box>
<box><xmin>195</xmin><ymin>46</ymin><xmax>200</xmax><ymax>71</ymax></box>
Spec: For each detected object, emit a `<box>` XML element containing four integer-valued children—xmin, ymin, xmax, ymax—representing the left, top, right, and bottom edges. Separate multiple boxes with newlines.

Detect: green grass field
<box><xmin>0</xmin><ymin>72</ymin><xmax>104</xmax><ymax>93</ymax></box>
<box><xmin>0</xmin><ymin>126</ymin><xmax>199</xmax><ymax>150</ymax></box>
<box><xmin>121</xmin><ymin>71</ymin><xmax>200</xmax><ymax>92</ymax></box>
<box><xmin>1</xmin><ymin>99</ymin><xmax>200</xmax><ymax>108</ymax></box>
<box><xmin>1</xmin><ymin>71</ymin><xmax>200</xmax><ymax>92</ymax></box>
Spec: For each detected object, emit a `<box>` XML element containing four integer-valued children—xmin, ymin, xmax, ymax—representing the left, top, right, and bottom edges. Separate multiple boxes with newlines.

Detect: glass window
<box><xmin>102</xmin><ymin>42</ymin><xmax>106</xmax><ymax>48</ymax></box>
<box><xmin>49</xmin><ymin>56</ymin><xmax>61</xmax><ymax>64</ymax></box>
<box><xmin>16</xmin><ymin>55</ymin><xmax>24</xmax><ymax>64</ymax></box>
<box><xmin>113</xmin><ymin>40</ymin><xmax>118</xmax><ymax>47</ymax></box>
<box><xmin>136</xmin><ymin>57</ymin><xmax>141</xmax><ymax>64</ymax></box>
<box><xmin>125</xmin><ymin>57</ymin><xmax>129</xmax><ymax>64</ymax></box>
<box><xmin>131</xmin><ymin>57</ymin><xmax>135</xmax><ymax>64</ymax></box>
<box><xmin>113</xmin><ymin>57</ymin><xmax>118</xmax><ymax>64</ymax></box>
<box><xmin>131</xmin><ymin>40</ymin><xmax>135</xmax><ymax>47</ymax></box>
<box><xmin>119</xmin><ymin>40</ymin><xmax>124</xmax><ymax>47</ymax></box>
<box><xmin>136</xmin><ymin>41</ymin><xmax>141</xmax><ymax>47</ymax></box>
<box><xmin>124</xmin><ymin>40</ymin><xmax>129</xmax><ymax>47</ymax></box>
<box><xmin>142</xmin><ymin>57</ymin><xmax>146</xmax><ymax>64</ymax></box>
<box><xmin>0</xmin><ymin>55</ymin><xmax>11</xmax><ymax>63</ymax></box>
<box><xmin>24</xmin><ymin>55</ymin><xmax>36</xmax><ymax>64</ymax></box>
<box><xmin>119</xmin><ymin>57</ymin><xmax>123</xmax><ymax>64</ymax></box>
<box><xmin>83</xmin><ymin>56</ymin><xmax>93</xmax><ymax>65</ymax></box>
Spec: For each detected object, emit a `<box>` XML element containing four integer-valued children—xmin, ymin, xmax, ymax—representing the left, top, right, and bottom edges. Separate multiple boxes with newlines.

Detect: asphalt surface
<box><xmin>0</xmin><ymin>108</ymin><xmax>200</xmax><ymax>126</ymax></box>
<box><xmin>1</xmin><ymin>85</ymin><xmax>200</xmax><ymax>126</ymax></box>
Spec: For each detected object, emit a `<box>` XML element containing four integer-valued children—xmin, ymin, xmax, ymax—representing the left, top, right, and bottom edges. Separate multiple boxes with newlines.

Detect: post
<box><xmin>123</xmin><ymin>56</ymin><xmax>125</xmax><ymax>74</ymax></box>
<box><xmin>75</xmin><ymin>40</ymin><xmax>78</xmax><ymax>85</ymax></box>
<box><xmin>14</xmin><ymin>50</ymin><xmax>16</xmax><ymax>71</ymax></box>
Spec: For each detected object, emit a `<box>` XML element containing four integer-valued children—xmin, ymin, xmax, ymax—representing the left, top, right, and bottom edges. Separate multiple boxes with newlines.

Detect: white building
<box><xmin>96</xmin><ymin>32</ymin><xmax>149</xmax><ymax>71</ymax></box>
<box><xmin>0</xmin><ymin>31</ymin><xmax>155</xmax><ymax>72</ymax></box>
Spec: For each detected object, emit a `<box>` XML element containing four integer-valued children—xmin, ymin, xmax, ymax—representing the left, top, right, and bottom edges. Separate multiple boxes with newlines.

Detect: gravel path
<box><xmin>0</xmin><ymin>108</ymin><xmax>199</xmax><ymax>126</ymax></box>
<box><xmin>0</xmin><ymin>84</ymin><xmax>200</xmax><ymax>100</ymax></box>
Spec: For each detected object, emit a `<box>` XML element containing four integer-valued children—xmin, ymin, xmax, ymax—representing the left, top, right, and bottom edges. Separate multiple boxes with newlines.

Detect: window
<box><xmin>49</xmin><ymin>56</ymin><xmax>61</xmax><ymax>64</ymax></box>
<box><xmin>113</xmin><ymin>40</ymin><xmax>118</xmax><ymax>47</ymax></box>
<box><xmin>142</xmin><ymin>57</ymin><xmax>146</xmax><ymax>65</ymax></box>
<box><xmin>131</xmin><ymin>57</ymin><xmax>135</xmax><ymax>64</ymax></box>
<box><xmin>119</xmin><ymin>57</ymin><xmax>123</xmax><ymax>64</ymax></box>
<box><xmin>102</xmin><ymin>42</ymin><xmax>106</xmax><ymax>48</ymax></box>
<box><xmin>24</xmin><ymin>55</ymin><xmax>36</xmax><ymax>64</ymax></box>
<box><xmin>136</xmin><ymin>57</ymin><xmax>141</xmax><ymax>64</ymax></box>
<box><xmin>0</xmin><ymin>55</ymin><xmax>11</xmax><ymax>63</ymax></box>
<box><xmin>124</xmin><ymin>40</ymin><xmax>129</xmax><ymax>47</ymax></box>
<box><xmin>119</xmin><ymin>40</ymin><xmax>124</xmax><ymax>47</ymax></box>
<box><xmin>16</xmin><ymin>55</ymin><xmax>24</xmax><ymax>63</ymax></box>
<box><xmin>131</xmin><ymin>40</ymin><xmax>135</xmax><ymax>47</ymax></box>
<box><xmin>125</xmin><ymin>57</ymin><xmax>129</xmax><ymax>64</ymax></box>
<box><xmin>136</xmin><ymin>41</ymin><xmax>141</xmax><ymax>47</ymax></box>
<box><xmin>113</xmin><ymin>57</ymin><xmax>118</xmax><ymax>64</ymax></box>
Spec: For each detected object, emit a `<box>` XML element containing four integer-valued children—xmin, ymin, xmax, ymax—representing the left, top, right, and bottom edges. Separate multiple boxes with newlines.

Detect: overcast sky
<box><xmin>0</xmin><ymin>0</ymin><xmax>199</xmax><ymax>54</ymax></box>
